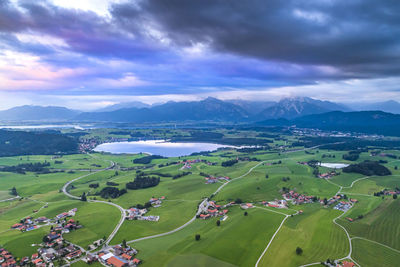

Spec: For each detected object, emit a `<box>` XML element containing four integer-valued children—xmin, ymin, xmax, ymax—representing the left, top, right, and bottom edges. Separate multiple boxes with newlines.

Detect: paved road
<box><xmin>60</xmin><ymin>160</ymin><xmax>126</xmax><ymax>246</ymax></box>
<box><xmin>0</xmin><ymin>196</ymin><xmax>20</xmax><ymax>202</ymax></box>
<box><xmin>127</xmin><ymin>215</ymin><xmax>197</xmax><ymax>244</ymax></box>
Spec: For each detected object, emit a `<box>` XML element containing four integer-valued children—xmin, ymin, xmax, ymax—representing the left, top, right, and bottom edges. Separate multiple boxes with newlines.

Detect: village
<box><xmin>11</xmin><ymin>208</ymin><xmax>78</xmax><ymax>233</ymax></box>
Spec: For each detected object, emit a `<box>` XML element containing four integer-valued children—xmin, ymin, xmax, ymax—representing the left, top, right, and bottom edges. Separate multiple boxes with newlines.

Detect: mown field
<box><xmin>258</xmin><ymin>204</ymin><xmax>349</xmax><ymax>267</ymax></box>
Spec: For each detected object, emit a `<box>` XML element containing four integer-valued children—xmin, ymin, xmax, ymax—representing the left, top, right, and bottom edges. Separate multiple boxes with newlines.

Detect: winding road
<box><xmin>61</xmin><ymin>160</ymin><xmax>126</xmax><ymax>245</ymax></box>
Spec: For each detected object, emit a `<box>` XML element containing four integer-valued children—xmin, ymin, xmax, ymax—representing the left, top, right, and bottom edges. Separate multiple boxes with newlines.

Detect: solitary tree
<box><xmin>10</xmin><ymin>187</ymin><xmax>18</xmax><ymax>196</ymax></box>
<box><xmin>296</xmin><ymin>247</ymin><xmax>303</xmax><ymax>255</ymax></box>
<box><xmin>393</xmin><ymin>194</ymin><xmax>398</xmax><ymax>199</ymax></box>
<box><xmin>122</xmin><ymin>239</ymin><xmax>127</xmax><ymax>248</ymax></box>
<box><xmin>244</xmin><ymin>211</ymin><xmax>248</xmax><ymax>216</ymax></box>
<box><xmin>216</xmin><ymin>220</ymin><xmax>221</xmax><ymax>226</ymax></box>
<box><xmin>81</xmin><ymin>193</ymin><xmax>87</xmax><ymax>202</ymax></box>
<box><xmin>195</xmin><ymin>234</ymin><xmax>201</xmax><ymax>241</ymax></box>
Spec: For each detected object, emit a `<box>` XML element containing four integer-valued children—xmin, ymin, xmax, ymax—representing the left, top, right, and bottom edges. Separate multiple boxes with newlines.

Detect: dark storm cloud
<box><xmin>1</xmin><ymin>0</ymin><xmax>400</xmax><ymax>98</ymax></box>
<box><xmin>0</xmin><ymin>0</ymin><xmax>169</xmax><ymax>63</ymax></box>
<box><xmin>111</xmin><ymin>0</ymin><xmax>400</xmax><ymax>77</ymax></box>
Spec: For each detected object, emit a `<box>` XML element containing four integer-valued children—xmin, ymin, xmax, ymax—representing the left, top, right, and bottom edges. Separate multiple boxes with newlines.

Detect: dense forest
<box><xmin>0</xmin><ymin>130</ymin><xmax>78</xmax><ymax>157</ymax></box>
<box><xmin>343</xmin><ymin>161</ymin><xmax>391</xmax><ymax>176</ymax></box>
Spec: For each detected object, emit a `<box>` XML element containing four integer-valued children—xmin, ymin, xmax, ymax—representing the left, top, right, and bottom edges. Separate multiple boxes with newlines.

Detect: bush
<box><xmin>89</xmin><ymin>183</ymin><xmax>99</xmax><ymax>188</ymax></box>
<box><xmin>296</xmin><ymin>247</ymin><xmax>303</xmax><ymax>255</ymax></box>
<box><xmin>195</xmin><ymin>234</ymin><xmax>201</xmax><ymax>241</ymax></box>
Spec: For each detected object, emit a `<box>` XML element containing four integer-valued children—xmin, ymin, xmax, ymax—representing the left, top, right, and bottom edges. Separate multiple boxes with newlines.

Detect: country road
<box><xmin>60</xmin><ymin>160</ymin><xmax>127</xmax><ymax>246</ymax></box>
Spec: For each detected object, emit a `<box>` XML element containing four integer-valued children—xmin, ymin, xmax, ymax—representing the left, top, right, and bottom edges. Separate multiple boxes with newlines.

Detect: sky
<box><xmin>0</xmin><ymin>0</ymin><xmax>400</xmax><ymax>110</ymax></box>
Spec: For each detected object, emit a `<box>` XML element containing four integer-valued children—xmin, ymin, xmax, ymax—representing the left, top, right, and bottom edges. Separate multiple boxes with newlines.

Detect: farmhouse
<box><xmin>240</xmin><ymin>203</ymin><xmax>254</xmax><ymax>209</ymax></box>
<box><xmin>263</xmin><ymin>199</ymin><xmax>288</xmax><ymax>209</ymax></box>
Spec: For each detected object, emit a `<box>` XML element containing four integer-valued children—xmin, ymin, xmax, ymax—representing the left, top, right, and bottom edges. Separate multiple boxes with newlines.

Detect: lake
<box><xmin>93</xmin><ymin>140</ymin><xmax>236</xmax><ymax>157</ymax></box>
<box><xmin>318</xmin><ymin>163</ymin><xmax>349</xmax><ymax>169</ymax></box>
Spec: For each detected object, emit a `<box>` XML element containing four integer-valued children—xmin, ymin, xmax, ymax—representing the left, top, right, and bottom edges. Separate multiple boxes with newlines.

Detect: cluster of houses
<box><xmin>180</xmin><ymin>159</ymin><xmax>217</xmax><ymax>170</ymax></box>
<box><xmin>370</xmin><ymin>151</ymin><xmax>397</xmax><ymax>159</ymax></box>
<box><xmin>198</xmin><ymin>201</ymin><xmax>229</xmax><ymax>219</ymax></box>
<box><xmin>11</xmin><ymin>208</ymin><xmax>78</xmax><ymax>233</ymax></box>
<box><xmin>375</xmin><ymin>188</ymin><xmax>400</xmax><ymax>196</ymax></box>
<box><xmin>318</xmin><ymin>171</ymin><xmax>338</xmax><ymax>179</ymax></box>
<box><xmin>98</xmin><ymin>245</ymin><xmax>141</xmax><ymax>267</ymax></box>
<box><xmin>11</xmin><ymin>216</ymin><xmax>39</xmax><ymax>232</ymax></box>
<box><xmin>79</xmin><ymin>137</ymin><xmax>101</xmax><ymax>153</ymax></box>
<box><xmin>283</xmin><ymin>190</ymin><xmax>315</xmax><ymax>205</ymax></box>
<box><xmin>5</xmin><ymin>241</ymin><xmax>83</xmax><ymax>267</ymax></box>
<box><xmin>262</xmin><ymin>199</ymin><xmax>288</xmax><ymax>209</ymax></box>
<box><xmin>323</xmin><ymin>194</ymin><xmax>358</xmax><ymax>208</ymax></box>
<box><xmin>149</xmin><ymin>196</ymin><xmax>165</xmax><ymax>207</ymax></box>
<box><xmin>5</xmin><ymin>208</ymin><xmax>85</xmax><ymax>266</ymax></box>
<box><xmin>34</xmin><ymin>243</ymin><xmax>83</xmax><ymax>265</ymax></box>
<box><xmin>0</xmin><ymin>248</ymin><xmax>17</xmax><ymax>267</ymax></box>
<box><xmin>322</xmin><ymin>259</ymin><xmax>355</xmax><ymax>267</ymax></box>
<box><xmin>126</xmin><ymin>208</ymin><xmax>159</xmax><ymax>222</ymax></box>
<box><xmin>205</xmin><ymin>176</ymin><xmax>231</xmax><ymax>184</ymax></box>
<box><xmin>333</xmin><ymin>201</ymin><xmax>353</xmax><ymax>212</ymax></box>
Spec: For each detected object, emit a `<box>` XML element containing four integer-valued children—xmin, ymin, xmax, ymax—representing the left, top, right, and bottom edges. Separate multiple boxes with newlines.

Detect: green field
<box><xmin>1</xmin><ymin>128</ymin><xmax>400</xmax><ymax>266</ymax></box>
<box><xmin>258</xmin><ymin>204</ymin><xmax>349</xmax><ymax>267</ymax></box>
<box><xmin>351</xmin><ymin>238</ymin><xmax>400</xmax><ymax>267</ymax></box>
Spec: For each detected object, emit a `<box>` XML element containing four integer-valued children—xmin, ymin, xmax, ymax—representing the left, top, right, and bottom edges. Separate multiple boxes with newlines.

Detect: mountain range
<box><xmin>0</xmin><ymin>105</ymin><xmax>80</xmax><ymax>121</ymax></box>
<box><xmin>1</xmin><ymin>97</ymin><xmax>400</xmax><ymax>126</ymax></box>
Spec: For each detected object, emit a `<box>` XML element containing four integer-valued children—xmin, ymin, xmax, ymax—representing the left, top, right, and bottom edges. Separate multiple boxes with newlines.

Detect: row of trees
<box><xmin>1</xmin><ymin>162</ymin><xmax>51</xmax><ymax>174</ymax></box>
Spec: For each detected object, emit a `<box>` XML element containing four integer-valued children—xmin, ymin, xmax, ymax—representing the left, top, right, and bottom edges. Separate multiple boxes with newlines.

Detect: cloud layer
<box><xmin>0</xmin><ymin>0</ymin><xmax>399</xmax><ymax>109</ymax></box>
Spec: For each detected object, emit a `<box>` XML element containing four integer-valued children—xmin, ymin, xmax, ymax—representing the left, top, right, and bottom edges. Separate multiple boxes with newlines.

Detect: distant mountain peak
<box><xmin>257</xmin><ymin>97</ymin><xmax>349</xmax><ymax>120</ymax></box>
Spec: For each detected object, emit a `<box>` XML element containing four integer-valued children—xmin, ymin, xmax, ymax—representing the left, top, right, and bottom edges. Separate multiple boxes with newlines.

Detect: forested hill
<box><xmin>0</xmin><ymin>130</ymin><xmax>78</xmax><ymax>156</ymax></box>
<box><xmin>257</xmin><ymin>111</ymin><xmax>400</xmax><ymax>136</ymax></box>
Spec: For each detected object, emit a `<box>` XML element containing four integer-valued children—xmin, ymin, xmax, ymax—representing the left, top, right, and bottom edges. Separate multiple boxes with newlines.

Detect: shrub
<box><xmin>296</xmin><ymin>247</ymin><xmax>303</xmax><ymax>255</ymax></box>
